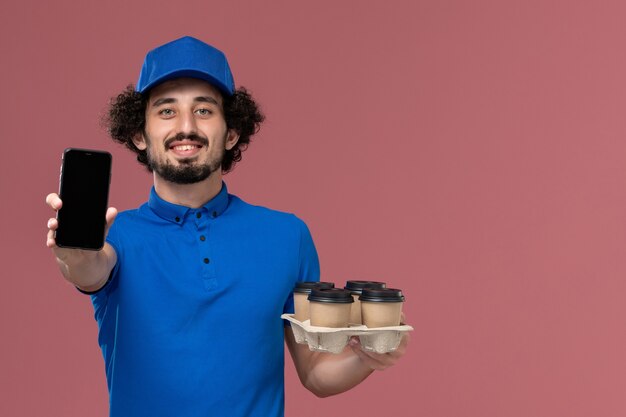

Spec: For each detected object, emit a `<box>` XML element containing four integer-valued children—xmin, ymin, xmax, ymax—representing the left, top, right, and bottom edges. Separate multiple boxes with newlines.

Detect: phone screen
<box><xmin>56</xmin><ymin>148</ymin><xmax>112</xmax><ymax>250</ymax></box>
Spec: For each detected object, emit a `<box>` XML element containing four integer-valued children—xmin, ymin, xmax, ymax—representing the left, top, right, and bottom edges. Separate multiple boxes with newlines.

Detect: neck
<box><xmin>153</xmin><ymin>171</ymin><xmax>224</xmax><ymax>208</ymax></box>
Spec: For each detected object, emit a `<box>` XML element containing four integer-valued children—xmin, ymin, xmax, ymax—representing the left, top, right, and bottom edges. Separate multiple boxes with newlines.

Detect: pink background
<box><xmin>2</xmin><ymin>0</ymin><xmax>626</xmax><ymax>416</ymax></box>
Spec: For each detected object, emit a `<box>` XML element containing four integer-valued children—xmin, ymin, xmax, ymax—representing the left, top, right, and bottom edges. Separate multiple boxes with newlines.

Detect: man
<box><xmin>45</xmin><ymin>36</ymin><xmax>408</xmax><ymax>417</ymax></box>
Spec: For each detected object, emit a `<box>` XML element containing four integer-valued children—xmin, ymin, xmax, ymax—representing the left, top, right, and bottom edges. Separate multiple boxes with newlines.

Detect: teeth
<box><xmin>173</xmin><ymin>145</ymin><xmax>196</xmax><ymax>151</ymax></box>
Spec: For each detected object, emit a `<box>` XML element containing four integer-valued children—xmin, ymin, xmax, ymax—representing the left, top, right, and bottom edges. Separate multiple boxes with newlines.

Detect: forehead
<box><xmin>147</xmin><ymin>77</ymin><xmax>223</xmax><ymax>104</ymax></box>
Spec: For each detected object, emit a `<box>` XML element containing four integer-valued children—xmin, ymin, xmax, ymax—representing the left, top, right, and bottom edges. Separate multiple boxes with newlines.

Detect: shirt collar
<box><xmin>148</xmin><ymin>182</ymin><xmax>230</xmax><ymax>224</ymax></box>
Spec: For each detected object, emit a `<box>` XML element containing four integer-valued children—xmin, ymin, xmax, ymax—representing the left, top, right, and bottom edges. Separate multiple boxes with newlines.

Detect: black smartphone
<box><xmin>56</xmin><ymin>148</ymin><xmax>112</xmax><ymax>250</ymax></box>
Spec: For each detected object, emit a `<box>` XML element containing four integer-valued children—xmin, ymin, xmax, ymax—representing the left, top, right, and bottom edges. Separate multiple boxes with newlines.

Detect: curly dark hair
<box><xmin>103</xmin><ymin>84</ymin><xmax>265</xmax><ymax>173</ymax></box>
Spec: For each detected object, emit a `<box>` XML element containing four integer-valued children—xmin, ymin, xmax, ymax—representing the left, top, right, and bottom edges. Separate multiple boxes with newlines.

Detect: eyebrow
<box><xmin>151</xmin><ymin>96</ymin><xmax>220</xmax><ymax>107</ymax></box>
<box><xmin>194</xmin><ymin>96</ymin><xmax>220</xmax><ymax>106</ymax></box>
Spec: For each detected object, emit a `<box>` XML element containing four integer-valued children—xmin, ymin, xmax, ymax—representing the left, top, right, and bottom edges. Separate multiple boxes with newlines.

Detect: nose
<box><xmin>176</xmin><ymin>109</ymin><xmax>198</xmax><ymax>135</ymax></box>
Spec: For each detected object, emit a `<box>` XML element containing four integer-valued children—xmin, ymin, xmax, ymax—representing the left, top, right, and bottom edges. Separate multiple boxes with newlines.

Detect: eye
<box><xmin>159</xmin><ymin>108</ymin><xmax>175</xmax><ymax>117</ymax></box>
<box><xmin>195</xmin><ymin>108</ymin><xmax>213</xmax><ymax>116</ymax></box>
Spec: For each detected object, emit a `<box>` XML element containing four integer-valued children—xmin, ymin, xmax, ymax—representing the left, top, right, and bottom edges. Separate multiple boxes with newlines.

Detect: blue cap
<box><xmin>136</xmin><ymin>36</ymin><xmax>235</xmax><ymax>96</ymax></box>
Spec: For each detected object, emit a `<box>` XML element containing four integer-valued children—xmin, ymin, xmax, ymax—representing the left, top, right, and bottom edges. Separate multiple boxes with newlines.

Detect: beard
<box><xmin>145</xmin><ymin>132</ymin><xmax>225</xmax><ymax>184</ymax></box>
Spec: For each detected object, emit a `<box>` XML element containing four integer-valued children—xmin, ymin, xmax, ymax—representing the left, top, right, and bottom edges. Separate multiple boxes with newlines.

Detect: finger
<box><xmin>46</xmin><ymin>218</ymin><xmax>58</xmax><ymax>248</ymax></box>
<box><xmin>45</xmin><ymin>193</ymin><xmax>62</xmax><ymax>210</ymax></box>
<box><xmin>356</xmin><ymin>343</ymin><xmax>397</xmax><ymax>365</ymax></box>
<box><xmin>350</xmin><ymin>343</ymin><xmax>389</xmax><ymax>371</ymax></box>
<box><xmin>349</xmin><ymin>337</ymin><xmax>392</xmax><ymax>370</ymax></box>
<box><xmin>104</xmin><ymin>207</ymin><xmax>118</xmax><ymax>235</ymax></box>
<box><xmin>46</xmin><ymin>228</ymin><xmax>57</xmax><ymax>248</ymax></box>
<box><xmin>47</xmin><ymin>217</ymin><xmax>58</xmax><ymax>231</ymax></box>
<box><xmin>106</xmin><ymin>207</ymin><xmax>118</xmax><ymax>225</ymax></box>
<box><xmin>350</xmin><ymin>333</ymin><xmax>409</xmax><ymax>367</ymax></box>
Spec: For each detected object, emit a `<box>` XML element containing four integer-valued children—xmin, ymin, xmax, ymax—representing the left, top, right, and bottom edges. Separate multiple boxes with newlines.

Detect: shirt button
<box><xmin>203</xmin><ymin>258</ymin><xmax>210</xmax><ymax>264</ymax></box>
<box><xmin>200</xmin><ymin>235</ymin><xmax>206</xmax><ymax>241</ymax></box>
<box><xmin>196</xmin><ymin>212</ymin><xmax>202</xmax><ymax>219</ymax></box>
<box><xmin>175</xmin><ymin>217</ymin><xmax>180</xmax><ymax>222</ymax></box>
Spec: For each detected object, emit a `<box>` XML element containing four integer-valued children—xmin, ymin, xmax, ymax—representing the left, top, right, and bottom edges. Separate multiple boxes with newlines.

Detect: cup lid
<box><xmin>359</xmin><ymin>288</ymin><xmax>405</xmax><ymax>303</ymax></box>
<box><xmin>344</xmin><ymin>280</ymin><xmax>387</xmax><ymax>294</ymax></box>
<box><xmin>294</xmin><ymin>281</ymin><xmax>335</xmax><ymax>294</ymax></box>
<box><xmin>308</xmin><ymin>288</ymin><xmax>354</xmax><ymax>303</ymax></box>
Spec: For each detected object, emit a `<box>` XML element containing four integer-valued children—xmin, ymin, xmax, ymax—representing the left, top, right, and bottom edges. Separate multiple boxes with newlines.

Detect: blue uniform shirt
<box><xmin>89</xmin><ymin>183</ymin><xmax>320</xmax><ymax>417</ymax></box>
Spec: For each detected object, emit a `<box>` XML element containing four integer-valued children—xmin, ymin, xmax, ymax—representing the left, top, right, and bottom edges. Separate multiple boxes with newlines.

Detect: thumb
<box><xmin>104</xmin><ymin>207</ymin><xmax>118</xmax><ymax>236</ymax></box>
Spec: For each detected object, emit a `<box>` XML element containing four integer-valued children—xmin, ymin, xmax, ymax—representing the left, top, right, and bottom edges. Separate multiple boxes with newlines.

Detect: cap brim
<box><xmin>138</xmin><ymin>69</ymin><xmax>233</xmax><ymax>97</ymax></box>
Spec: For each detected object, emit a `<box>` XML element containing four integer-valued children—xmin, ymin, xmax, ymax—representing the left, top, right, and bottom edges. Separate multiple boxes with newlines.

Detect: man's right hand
<box><xmin>46</xmin><ymin>193</ymin><xmax>118</xmax><ymax>292</ymax></box>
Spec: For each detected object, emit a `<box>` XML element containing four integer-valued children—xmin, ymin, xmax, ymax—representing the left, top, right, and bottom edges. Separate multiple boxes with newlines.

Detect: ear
<box><xmin>225</xmin><ymin>129</ymin><xmax>240</xmax><ymax>151</ymax></box>
<box><xmin>132</xmin><ymin>132</ymin><xmax>147</xmax><ymax>151</ymax></box>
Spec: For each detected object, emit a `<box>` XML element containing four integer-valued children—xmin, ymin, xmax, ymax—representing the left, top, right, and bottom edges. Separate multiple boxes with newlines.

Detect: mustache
<box><xmin>164</xmin><ymin>133</ymin><xmax>209</xmax><ymax>149</ymax></box>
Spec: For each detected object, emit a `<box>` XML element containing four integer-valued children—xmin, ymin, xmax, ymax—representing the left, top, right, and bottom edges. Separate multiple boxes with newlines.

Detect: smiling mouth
<box><xmin>165</xmin><ymin>140</ymin><xmax>205</xmax><ymax>160</ymax></box>
<box><xmin>170</xmin><ymin>144</ymin><xmax>202</xmax><ymax>151</ymax></box>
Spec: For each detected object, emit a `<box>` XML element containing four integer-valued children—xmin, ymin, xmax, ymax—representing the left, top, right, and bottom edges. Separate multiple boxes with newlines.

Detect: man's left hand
<box><xmin>348</xmin><ymin>313</ymin><xmax>410</xmax><ymax>371</ymax></box>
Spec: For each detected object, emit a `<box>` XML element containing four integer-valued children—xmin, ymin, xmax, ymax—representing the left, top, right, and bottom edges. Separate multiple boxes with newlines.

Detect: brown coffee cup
<box><xmin>359</xmin><ymin>288</ymin><xmax>405</xmax><ymax>328</ymax></box>
<box><xmin>344</xmin><ymin>281</ymin><xmax>387</xmax><ymax>324</ymax></box>
<box><xmin>308</xmin><ymin>288</ymin><xmax>354</xmax><ymax>328</ymax></box>
<box><xmin>293</xmin><ymin>281</ymin><xmax>335</xmax><ymax>322</ymax></box>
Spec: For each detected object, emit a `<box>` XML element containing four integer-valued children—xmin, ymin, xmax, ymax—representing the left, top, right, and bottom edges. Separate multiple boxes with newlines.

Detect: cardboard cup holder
<box><xmin>282</xmin><ymin>314</ymin><xmax>413</xmax><ymax>354</ymax></box>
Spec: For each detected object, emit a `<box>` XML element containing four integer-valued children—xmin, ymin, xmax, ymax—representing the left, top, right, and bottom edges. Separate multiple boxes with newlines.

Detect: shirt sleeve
<box><xmin>283</xmin><ymin>216</ymin><xmax>320</xmax><ymax>315</ymax></box>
